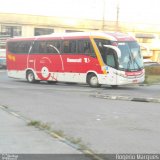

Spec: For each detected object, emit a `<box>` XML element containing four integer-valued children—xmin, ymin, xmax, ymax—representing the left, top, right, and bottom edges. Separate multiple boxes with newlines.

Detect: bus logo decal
<box><xmin>84</xmin><ymin>58</ymin><xmax>90</xmax><ymax>63</ymax></box>
<box><xmin>67</xmin><ymin>58</ymin><xmax>82</xmax><ymax>63</ymax></box>
<box><xmin>41</xmin><ymin>66</ymin><xmax>50</xmax><ymax>78</ymax></box>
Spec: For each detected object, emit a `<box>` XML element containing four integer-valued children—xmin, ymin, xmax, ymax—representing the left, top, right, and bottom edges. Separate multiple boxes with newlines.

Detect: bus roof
<box><xmin>105</xmin><ymin>32</ymin><xmax>136</xmax><ymax>41</ymax></box>
<box><xmin>7</xmin><ymin>32</ymin><xmax>135</xmax><ymax>42</ymax></box>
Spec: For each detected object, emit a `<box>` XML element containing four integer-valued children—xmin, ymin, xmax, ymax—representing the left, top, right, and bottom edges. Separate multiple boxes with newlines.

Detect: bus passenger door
<box><xmin>102</xmin><ymin>46</ymin><xmax>119</xmax><ymax>85</ymax></box>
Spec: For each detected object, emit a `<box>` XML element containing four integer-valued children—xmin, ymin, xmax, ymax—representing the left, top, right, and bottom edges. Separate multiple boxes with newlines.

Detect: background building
<box><xmin>0</xmin><ymin>12</ymin><xmax>160</xmax><ymax>62</ymax></box>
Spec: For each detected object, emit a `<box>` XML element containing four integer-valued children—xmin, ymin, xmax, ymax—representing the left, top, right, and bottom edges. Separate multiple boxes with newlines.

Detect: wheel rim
<box><xmin>90</xmin><ymin>76</ymin><xmax>98</xmax><ymax>86</ymax></box>
<box><xmin>28</xmin><ymin>73</ymin><xmax>34</xmax><ymax>82</ymax></box>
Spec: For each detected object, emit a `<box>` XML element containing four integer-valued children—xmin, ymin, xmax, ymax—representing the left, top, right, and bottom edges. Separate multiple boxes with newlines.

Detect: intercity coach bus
<box><xmin>6</xmin><ymin>32</ymin><xmax>144</xmax><ymax>87</ymax></box>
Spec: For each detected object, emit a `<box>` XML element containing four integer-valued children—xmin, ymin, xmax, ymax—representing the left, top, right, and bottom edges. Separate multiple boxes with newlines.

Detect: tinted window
<box><xmin>8</xmin><ymin>41</ymin><xmax>32</xmax><ymax>54</ymax></box>
<box><xmin>61</xmin><ymin>39</ymin><xmax>95</xmax><ymax>56</ymax></box>
<box><xmin>101</xmin><ymin>48</ymin><xmax>117</xmax><ymax>68</ymax></box>
<box><xmin>62</xmin><ymin>40</ymin><xmax>76</xmax><ymax>54</ymax></box>
<box><xmin>94</xmin><ymin>39</ymin><xmax>111</xmax><ymax>55</ymax></box>
<box><xmin>77</xmin><ymin>40</ymin><xmax>95</xmax><ymax>56</ymax></box>
<box><xmin>31</xmin><ymin>40</ymin><xmax>61</xmax><ymax>54</ymax></box>
<box><xmin>46</xmin><ymin>41</ymin><xmax>61</xmax><ymax>53</ymax></box>
<box><xmin>106</xmin><ymin>54</ymin><xmax>116</xmax><ymax>68</ymax></box>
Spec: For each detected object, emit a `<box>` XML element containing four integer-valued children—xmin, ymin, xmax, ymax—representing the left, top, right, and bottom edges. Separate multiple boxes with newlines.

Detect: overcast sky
<box><xmin>0</xmin><ymin>0</ymin><xmax>159</xmax><ymax>24</ymax></box>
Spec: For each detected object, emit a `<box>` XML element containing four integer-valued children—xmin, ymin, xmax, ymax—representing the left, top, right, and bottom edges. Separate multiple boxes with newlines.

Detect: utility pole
<box><xmin>102</xmin><ymin>0</ymin><xmax>105</xmax><ymax>31</ymax></box>
<box><xmin>116</xmin><ymin>0</ymin><xmax>120</xmax><ymax>31</ymax></box>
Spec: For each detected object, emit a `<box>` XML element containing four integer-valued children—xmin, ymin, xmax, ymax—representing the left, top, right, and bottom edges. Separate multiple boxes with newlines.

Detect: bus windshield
<box><xmin>118</xmin><ymin>42</ymin><xmax>144</xmax><ymax>71</ymax></box>
<box><xmin>95</xmin><ymin>39</ymin><xmax>144</xmax><ymax>71</ymax></box>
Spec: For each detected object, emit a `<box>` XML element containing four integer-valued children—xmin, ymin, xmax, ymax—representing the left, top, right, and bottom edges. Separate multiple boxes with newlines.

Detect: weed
<box><xmin>27</xmin><ymin>120</ymin><xmax>51</xmax><ymax>130</ymax></box>
<box><xmin>27</xmin><ymin>120</ymin><xmax>95</xmax><ymax>155</ymax></box>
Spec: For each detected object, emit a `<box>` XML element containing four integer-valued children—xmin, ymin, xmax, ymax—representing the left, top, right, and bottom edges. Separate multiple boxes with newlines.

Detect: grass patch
<box><xmin>27</xmin><ymin>120</ymin><xmax>94</xmax><ymax>154</ymax></box>
<box><xmin>53</xmin><ymin>130</ymin><xmax>65</xmax><ymax>137</ymax></box>
<box><xmin>145</xmin><ymin>65</ymin><xmax>160</xmax><ymax>75</ymax></box>
<box><xmin>27</xmin><ymin>120</ymin><xmax>51</xmax><ymax>130</ymax></box>
<box><xmin>144</xmin><ymin>75</ymin><xmax>160</xmax><ymax>84</ymax></box>
<box><xmin>1</xmin><ymin>105</ymin><xmax>8</xmax><ymax>109</ymax></box>
<box><xmin>144</xmin><ymin>65</ymin><xmax>160</xmax><ymax>84</ymax></box>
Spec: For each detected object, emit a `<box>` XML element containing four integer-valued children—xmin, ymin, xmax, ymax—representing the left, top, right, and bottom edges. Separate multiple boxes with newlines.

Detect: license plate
<box><xmin>133</xmin><ymin>79</ymin><xmax>138</xmax><ymax>83</ymax></box>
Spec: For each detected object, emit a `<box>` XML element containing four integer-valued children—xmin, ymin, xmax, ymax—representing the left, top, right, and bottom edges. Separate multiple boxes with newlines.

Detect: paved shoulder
<box><xmin>0</xmin><ymin>107</ymin><xmax>80</xmax><ymax>154</ymax></box>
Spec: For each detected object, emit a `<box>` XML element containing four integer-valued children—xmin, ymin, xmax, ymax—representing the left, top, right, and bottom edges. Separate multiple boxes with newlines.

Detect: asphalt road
<box><xmin>0</xmin><ymin>69</ymin><xmax>160</xmax><ymax>154</ymax></box>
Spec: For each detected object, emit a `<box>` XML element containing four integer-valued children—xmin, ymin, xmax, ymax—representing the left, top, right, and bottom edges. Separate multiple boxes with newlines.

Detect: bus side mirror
<box><xmin>103</xmin><ymin>45</ymin><xmax>121</xmax><ymax>58</ymax></box>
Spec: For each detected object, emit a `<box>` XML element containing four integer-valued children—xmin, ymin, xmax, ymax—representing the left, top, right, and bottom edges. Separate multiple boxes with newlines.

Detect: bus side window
<box><xmin>46</xmin><ymin>40</ymin><xmax>61</xmax><ymax>54</ymax></box>
<box><xmin>77</xmin><ymin>40</ymin><xmax>96</xmax><ymax>57</ymax></box>
<box><xmin>62</xmin><ymin>40</ymin><xmax>76</xmax><ymax>54</ymax></box>
<box><xmin>31</xmin><ymin>41</ymin><xmax>48</xmax><ymax>54</ymax></box>
<box><xmin>70</xmin><ymin>41</ymin><xmax>76</xmax><ymax>53</ymax></box>
<box><xmin>105</xmin><ymin>49</ymin><xmax>116</xmax><ymax>68</ymax></box>
<box><xmin>94</xmin><ymin>39</ymin><xmax>111</xmax><ymax>55</ymax></box>
<box><xmin>8</xmin><ymin>42</ymin><xmax>18</xmax><ymax>53</ymax></box>
<box><xmin>39</xmin><ymin>41</ymin><xmax>47</xmax><ymax>53</ymax></box>
<box><xmin>18</xmin><ymin>41</ymin><xmax>32</xmax><ymax>53</ymax></box>
<box><xmin>84</xmin><ymin>42</ymin><xmax>90</xmax><ymax>53</ymax></box>
<box><xmin>8</xmin><ymin>41</ymin><xmax>32</xmax><ymax>54</ymax></box>
<box><xmin>9</xmin><ymin>42</ymin><xmax>17</xmax><ymax>53</ymax></box>
<box><xmin>63</xmin><ymin>40</ymin><xmax>70</xmax><ymax>53</ymax></box>
<box><xmin>46</xmin><ymin>44</ymin><xmax>54</xmax><ymax>53</ymax></box>
<box><xmin>106</xmin><ymin>54</ymin><xmax>116</xmax><ymax>68</ymax></box>
<box><xmin>77</xmin><ymin>40</ymin><xmax>84</xmax><ymax>53</ymax></box>
<box><xmin>31</xmin><ymin>41</ymin><xmax>39</xmax><ymax>54</ymax></box>
<box><xmin>12</xmin><ymin>42</ymin><xmax>21</xmax><ymax>53</ymax></box>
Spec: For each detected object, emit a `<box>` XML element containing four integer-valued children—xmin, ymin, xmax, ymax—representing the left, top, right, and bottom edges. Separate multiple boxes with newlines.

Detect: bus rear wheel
<box><xmin>27</xmin><ymin>71</ymin><xmax>36</xmax><ymax>83</ymax></box>
<box><xmin>87</xmin><ymin>73</ymin><xmax>101</xmax><ymax>88</ymax></box>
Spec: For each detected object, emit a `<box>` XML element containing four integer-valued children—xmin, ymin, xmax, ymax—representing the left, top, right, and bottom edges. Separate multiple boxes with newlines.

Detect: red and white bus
<box><xmin>6</xmin><ymin>32</ymin><xmax>144</xmax><ymax>87</ymax></box>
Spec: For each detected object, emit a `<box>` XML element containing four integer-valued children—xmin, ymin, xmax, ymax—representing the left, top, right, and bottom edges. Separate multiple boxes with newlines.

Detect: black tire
<box><xmin>111</xmin><ymin>85</ymin><xmax>118</xmax><ymax>89</ymax></box>
<box><xmin>87</xmin><ymin>73</ymin><xmax>101</xmax><ymax>88</ymax></box>
<box><xmin>47</xmin><ymin>81</ymin><xmax>57</xmax><ymax>84</ymax></box>
<box><xmin>26</xmin><ymin>71</ymin><xmax>36</xmax><ymax>83</ymax></box>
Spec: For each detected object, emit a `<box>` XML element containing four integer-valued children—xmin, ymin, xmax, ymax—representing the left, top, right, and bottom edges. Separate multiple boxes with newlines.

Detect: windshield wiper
<box><xmin>127</xmin><ymin>51</ymin><xmax>143</xmax><ymax>71</ymax></box>
<box><xmin>127</xmin><ymin>55</ymin><xmax>132</xmax><ymax>70</ymax></box>
<box><xmin>133</xmin><ymin>58</ymin><xmax>142</xmax><ymax>70</ymax></box>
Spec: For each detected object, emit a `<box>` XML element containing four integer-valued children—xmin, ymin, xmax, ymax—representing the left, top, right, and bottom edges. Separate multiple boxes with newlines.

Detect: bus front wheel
<box><xmin>87</xmin><ymin>73</ymin><xmax>101</xmax><ymax>88</ymax></box>
<box><xmin>27</xmin><ymin>71</ymin><xmax>36</xmax><ymax>83</ymax></box>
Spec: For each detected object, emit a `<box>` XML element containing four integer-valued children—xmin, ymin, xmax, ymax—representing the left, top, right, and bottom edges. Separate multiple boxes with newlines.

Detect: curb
<box><xmin>92</xmin><ymin>94</ymin><xmax>160</xmax><ymax>103</ymax></box>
